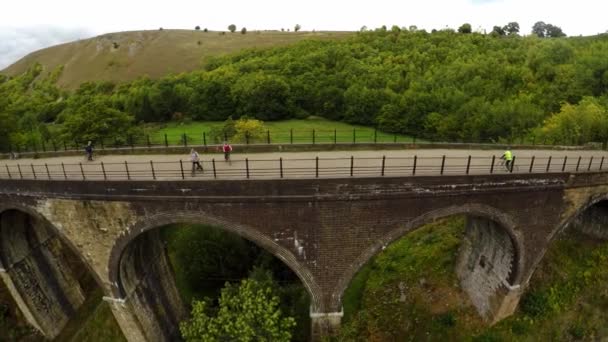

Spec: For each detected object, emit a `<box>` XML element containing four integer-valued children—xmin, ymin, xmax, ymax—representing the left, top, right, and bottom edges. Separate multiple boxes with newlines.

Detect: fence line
<box><xmin>0</xmin><ymin>155</ymin><xmax>605</xmax><ymax>181</ymax></box>
<box><xmin>3</xmin><ymin>128</ymin><xmax>601</xmax><ymax>155</ymax></box>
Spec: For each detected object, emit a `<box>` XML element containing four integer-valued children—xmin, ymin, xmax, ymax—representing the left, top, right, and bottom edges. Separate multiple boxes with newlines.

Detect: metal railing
<box><xmin>0</xmin><ymin>155</ymin><xmax>605</xmax><ymax>181</ymax></box>
<box><xmin>3</xmin><ymin>128</ymin><xmax>597</xmax><ymax>155</ymax></box>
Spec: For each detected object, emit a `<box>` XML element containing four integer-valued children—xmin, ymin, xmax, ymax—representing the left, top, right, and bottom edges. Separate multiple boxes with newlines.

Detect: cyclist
<box><xmin>222</xmin><ymin>141</ymin><xmax>233</xmax><ymax>164</ymax></box>
<box><xmin>500</xmin><ymin>147</ymin><xmax>513</xmax><ymax>171</ymax></box>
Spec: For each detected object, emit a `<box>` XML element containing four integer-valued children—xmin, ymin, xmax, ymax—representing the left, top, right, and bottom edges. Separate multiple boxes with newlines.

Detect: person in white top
<box><xmin>190</xmin><ymin>149</ymin><xmax>203</xmax><ymax>175</ymax></box>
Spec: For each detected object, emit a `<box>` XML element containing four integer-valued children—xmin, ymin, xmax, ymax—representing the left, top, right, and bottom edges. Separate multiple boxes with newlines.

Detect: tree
<box><xmin>491</xmin><ymin>25</ymin><xmax>506</xmax><ymax>36</ymax></box>
<box><xmin>541</xmin><ymin>97</ymin><xmax>608</xmax><ymax>145</ymax></box>
<box><xmin>61</xmin><ymin>97</ymin><xmax>137</xmax><ymax>143</ymax></box>
<box><xmin>208</xmin><ymin>116</ymin><xmax>237</xmax><ymax>143</ymax></box>
<box><xmin>203</xmin><ymin>28</ymin><xmax>208</xmax><ymax>32</ymax></box>
<box><xmin>294</xmin><ymin>24</ymin><xmax>301</xmax><ymax>32</ymax></box>
<box><xmin>546</xmin><ymin>24</ymin><xmax>566</xmax><ymax>37</ymax></box>
<box><xmin>232</xmin><ymin>73</ymin><xmax>292</xmax><ymax>121</ymax></box>
<box><xmin>532</xmin><ymin>21</ymin><xmax>547</xmax><ymax>37</ymax></box>
<box><xmin>233</xmin><ymin>117</ymin><xmax>266</xmax><ymax>142</ymax></box>
<box><xmin>458</xmin><ymin>23</ymin><xmax>472</xmax><ymax>34</ymax></box>
<box><xmin>505</xmin><ymin>22</ymin><xmax>520</xmax><ymax>35</ymax></box>
<box><xmin>241</xmin><ymin>27</ymin><xmax>247</xmax><ymax>34</ymax></box>
<box><xmin>195</xmin><ymin>25</ymin><xmax>200</xmax><ymax>30</ymax></box>
<box><xmin>228</xmin><ymin>24</ymin><xmax>237</xmax><ymax>33</ymax></box>
<box><xmin>532</xmin><ymin>21</ymin><xmax>566</xmax><ymax>38</ymax></box>
<box><xmin>180</xmin><ymin>274</ymin><xmax>295</xmax><ymax>342</ymax></box>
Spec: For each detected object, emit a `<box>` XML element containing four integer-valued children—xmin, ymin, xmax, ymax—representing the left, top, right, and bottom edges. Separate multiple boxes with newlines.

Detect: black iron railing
<box><xmin>0</xmin><ymin>155</ymin><xmax>605</xmax><ymax>181</ymax></box>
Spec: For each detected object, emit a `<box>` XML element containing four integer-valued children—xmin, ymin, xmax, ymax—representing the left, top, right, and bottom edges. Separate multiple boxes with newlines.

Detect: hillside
<box><xmin>1</xmin><ymin>29</ymin><xmax>352</xmax><ymax>89</ymax></box>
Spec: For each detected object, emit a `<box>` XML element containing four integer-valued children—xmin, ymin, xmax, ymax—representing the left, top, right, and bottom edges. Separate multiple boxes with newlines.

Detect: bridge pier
<box><xmin>310</xmin><ymin>309</ymin><xmax>343</xmax><ymax>341</ymax></box>
<box><xmin>103</xmin><ymin>296</ymin><xmax>148</xmax><ymax>342</ymax></box>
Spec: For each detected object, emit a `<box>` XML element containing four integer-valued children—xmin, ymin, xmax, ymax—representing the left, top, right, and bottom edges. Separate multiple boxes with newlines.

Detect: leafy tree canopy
<box><xmin>179</xmin><ymin>269</ymin><xmax>296</xmax><ymax>342</ymax></box>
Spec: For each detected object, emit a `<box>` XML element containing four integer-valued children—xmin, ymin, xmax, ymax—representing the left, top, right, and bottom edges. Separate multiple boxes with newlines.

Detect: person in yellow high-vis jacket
<box><xmin>501</xmin><ymin>148</ymin><xmax>513</xmax><ymax>171</ymax></box>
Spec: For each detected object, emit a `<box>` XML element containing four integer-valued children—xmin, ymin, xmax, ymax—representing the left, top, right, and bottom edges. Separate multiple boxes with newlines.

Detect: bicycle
<box><xmin>498</xmin><ymin>159</ymin><xmax>519</xmax><ymax>172</ymax></box>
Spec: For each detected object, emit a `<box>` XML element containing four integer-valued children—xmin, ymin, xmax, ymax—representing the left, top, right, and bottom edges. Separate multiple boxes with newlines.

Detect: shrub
<box><xmin>520</xmin><ymin>290</ymin><xmax>551</xmax><ymax>317</ymax></box>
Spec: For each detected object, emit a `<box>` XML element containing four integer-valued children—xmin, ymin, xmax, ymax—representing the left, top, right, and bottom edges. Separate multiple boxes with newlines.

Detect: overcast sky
<box><xmin>1</xmin><ymin>0</ymin><xmax>607</xmax><ymax>69</ymax></box>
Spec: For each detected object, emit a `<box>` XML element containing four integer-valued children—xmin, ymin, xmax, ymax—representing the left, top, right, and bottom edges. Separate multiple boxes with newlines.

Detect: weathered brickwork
<box><xmin>0</xmin><ymin>171</ymin><xmax>607</xmax><ymax>341</ymax></box>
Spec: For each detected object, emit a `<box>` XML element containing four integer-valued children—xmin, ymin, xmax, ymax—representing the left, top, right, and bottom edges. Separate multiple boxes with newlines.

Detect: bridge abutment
<box><xmin>456</xmin><ymin>216</ymin><xmax>520</xmax><ymax>323</ymax></box>
<box><xmin>0</xmin><ymin>209</ymin><xmax>86</xmax><ymax>339</ymax></box>
<box><xmin>118</xmin><ymin>229</ymin><xmax>187</xmax><ymax>341</ymax></box>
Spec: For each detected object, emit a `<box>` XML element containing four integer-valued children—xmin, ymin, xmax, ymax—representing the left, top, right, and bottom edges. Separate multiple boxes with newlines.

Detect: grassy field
<box><xmin>339</xmin><ymin>217</ymin><xmax>608</xmax><ymax>341</ymax></box>
<box><xmin>144</xmin><ymin>117</ymin><xmax>414</xmax><ymax>146</ymax></box>
<box><xmin>2</xmin><ymin>29</ymin><xmax>353</xmax><ymax>89</ymax></box>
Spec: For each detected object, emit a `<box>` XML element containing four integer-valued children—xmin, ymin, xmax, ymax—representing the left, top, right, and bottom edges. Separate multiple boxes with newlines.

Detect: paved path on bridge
<box><xmin>1</xmin><ymin>149</ymin><xmax>607</xmax><ymax>180</ymax></box>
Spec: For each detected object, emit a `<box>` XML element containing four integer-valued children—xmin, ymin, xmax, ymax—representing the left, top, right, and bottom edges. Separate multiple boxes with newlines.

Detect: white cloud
<box><xmin>0</xmin><ymin>26</ymin><xmax>94</xmax><ymax>69</ymax></box>
<box><xmin>1</xmin><ymin>0</ymin><xmax>606</xmax><ymax>69</ymax></box>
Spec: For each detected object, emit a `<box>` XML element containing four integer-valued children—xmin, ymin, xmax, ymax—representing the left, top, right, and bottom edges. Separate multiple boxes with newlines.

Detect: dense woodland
<box><xmin>2</xmin><ymin>28</ymin><xmax>608</xmax><ymax>151</ymax></box>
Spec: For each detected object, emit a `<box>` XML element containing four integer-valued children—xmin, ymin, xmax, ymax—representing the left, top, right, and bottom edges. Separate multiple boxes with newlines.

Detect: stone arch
<box><xmin>0</xmin><ymin>203</ymin><xmax>105</xmax><ymax>339</ymax></box>
<box><xmin>107</xmin><ymin>210</ymin><xmax>322</xmax><ymax>341</ymax></box>
<box><xmin>528</xmin><ymin>192</ymin><xmax>608</xmax><ymax>285</ymax></box>
<box><xmin>333</xmin><ymin>203</ymin><xmax>523</xmax><ymax>322</ymax></box>
<box><xmin>552</xmin><ymin>192</ymin><xmax>608</xmax><ymax>242</ymax></box>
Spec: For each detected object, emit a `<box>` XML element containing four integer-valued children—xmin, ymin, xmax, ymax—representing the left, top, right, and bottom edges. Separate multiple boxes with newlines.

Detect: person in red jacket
<box><xmin>222</xmin><ymin>141</ymin><xmax>232</xmax><ymax>164</ymax></box>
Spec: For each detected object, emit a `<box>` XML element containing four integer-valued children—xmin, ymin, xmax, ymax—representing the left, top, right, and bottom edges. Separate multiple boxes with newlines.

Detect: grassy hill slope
<box><xmin>1</xmin><ymin>29</ymin><xmax>352</xmax><ymax>89</ymax></box>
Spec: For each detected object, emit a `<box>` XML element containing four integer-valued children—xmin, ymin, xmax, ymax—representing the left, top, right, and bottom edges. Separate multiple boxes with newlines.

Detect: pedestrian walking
<box><xmin>190</xmin><ymin>148</ymin><xmax>203</xmax><ymax>175</ymax></box>
<box><xmin>85</xmin><ymin>141</ymin><xmax>94</xmax><ymax>161</ymax></box>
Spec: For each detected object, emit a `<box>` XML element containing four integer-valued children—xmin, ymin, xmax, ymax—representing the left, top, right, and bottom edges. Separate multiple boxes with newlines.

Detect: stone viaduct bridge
<box><xmin>1</xmin><ymin>154</ymin><xmax>608</xmax><ymax>341</ymax></box>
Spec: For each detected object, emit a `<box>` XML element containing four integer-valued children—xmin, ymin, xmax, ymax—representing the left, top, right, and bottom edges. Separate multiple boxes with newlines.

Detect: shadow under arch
<box><xmin>531</xmin><ymin>192</ymin><xmax>608</xmax><ymax>283</ymax></box>
<box><xmin>107</xmin><ymin>210</ymin><xmax>323</xmax><ymax>311</ymax></box>
<box><xmin>333</xmin><ymin>203</ymin><xmax>524</xmax><ymax>313</ymax></box>
<box><xmin>0</xmin><ymin>203</ymin><xmax>107</xmax><ymax>338</ymax></box>
<box><xmin>550</xmin><ymin>192</ymin><xmax>608</xmax><ymax>243</ymax></box>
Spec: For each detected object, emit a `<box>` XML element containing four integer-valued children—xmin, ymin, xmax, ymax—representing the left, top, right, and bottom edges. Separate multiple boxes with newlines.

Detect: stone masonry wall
<box><xmin>0</xmin><ymin>171</ymin><xmax>606</xmax><ymax>341</ymax></box>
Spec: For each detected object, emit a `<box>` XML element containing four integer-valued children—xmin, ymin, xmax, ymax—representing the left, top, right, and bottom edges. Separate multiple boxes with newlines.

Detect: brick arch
<box><xmin>0</xmin><ymin>203</ymin><xmax>104</xmax><ymax>289</ymax></box>
<box><xmin>332</xmin><ymin>203</ymin><xmax>524</xmax><ymax>311</ymax></box>
<box><xmin>107</xmin><ymin>210</ymin><xmax>323</xmax><ymax>311</ymax></box>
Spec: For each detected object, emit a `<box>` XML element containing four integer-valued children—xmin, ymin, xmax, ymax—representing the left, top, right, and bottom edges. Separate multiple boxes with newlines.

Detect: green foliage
<box><xmin>232</xmin><ymin>73</ymin><xmax>291</xmax><ymax>120</ymax></box>
<box><xmin>60</xmin><ymin>97</ymin><xmax>139</xmax><ymax>144</ymax></box>
<box><xmin>540</xmin><ymin>97</ymin><xmax>608</xmax><ymax>144</ymax></box>
<box><xmin>207</xmin><ymin>116</ymin><xmax>237</xmax><ymax>144</ymax></box>
<box><xmin>164</xmin><ymin>224</ymin><xmax>310</xmax><ymax>341</ymax></box>
<box><xmin>166</xmin><ymin>224</ymin><xmax>259</xmax><ymax>301</ymax></box>
<box><xmin>520</xmin><ymin>290</ymin><xmax>551</xmax><ymax>317</ymax></box>
<box><xmin>458</xmin><ymin>23</ymin><xmax>472</xmax><ymax>34</ymax></box>
<box><xmin>179</xmin><ymin>271</ymin><xmax>296</xmax><ymax>342</ymax></box>
<box><xmin>241</xmin><ymin>27</ymin><xmax>247</xmax><ymax>35</ymax></box>
<box><xmin>4</xmin><ymin>30</ymin><xmax>608</xmax><ymax>148</ymax></box>
<box><xmin>233</xmin><ymin>117</ymin><xmax>266</xmax><ymax>142</ymax></box>
<box><xmin>532</xmin><ymin>21</ymin><xmax>566</xmax><ymax>38</ymax></box>
<box><xmin>340</xmin><ymin>215</ymin><xmax>608</xmax><ymax>341</ymax></box>
<box><xmin>228</xmin><ymin>24</ymin><xmax>237</xmax><ymax>33</ymax></box>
